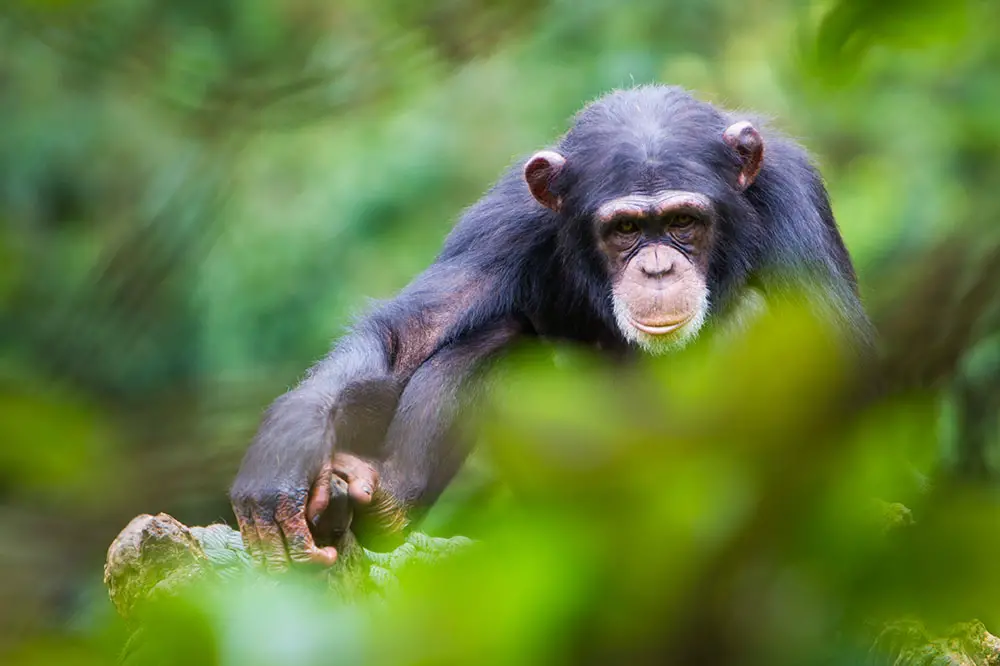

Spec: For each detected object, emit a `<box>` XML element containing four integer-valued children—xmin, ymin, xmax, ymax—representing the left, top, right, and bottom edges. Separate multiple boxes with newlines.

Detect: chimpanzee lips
<box><xmin>628</xmin><ymin>314</ymin><xmax>694</xmax><ymax>335</ymax></box>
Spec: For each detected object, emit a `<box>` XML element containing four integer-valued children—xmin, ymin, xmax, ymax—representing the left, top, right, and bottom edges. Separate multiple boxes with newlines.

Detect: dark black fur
<box><xmin>231</xmin><ymin>85</ymin><xmax>873</xmax><ymax>545</ymax></box>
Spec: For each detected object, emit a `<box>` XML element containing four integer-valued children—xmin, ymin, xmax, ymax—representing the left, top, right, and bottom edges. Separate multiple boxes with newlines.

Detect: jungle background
<box><xmin>3</xmin><ymin>0</ymin><xmax>1000</xmax><ymax>664</ymax></box>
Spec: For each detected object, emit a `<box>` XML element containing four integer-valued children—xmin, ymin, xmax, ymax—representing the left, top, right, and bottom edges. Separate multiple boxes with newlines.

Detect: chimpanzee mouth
<box><xmin>628</xmin><ymin>315</ymin><xmax>694</xmax><ymax>336</ymax></box>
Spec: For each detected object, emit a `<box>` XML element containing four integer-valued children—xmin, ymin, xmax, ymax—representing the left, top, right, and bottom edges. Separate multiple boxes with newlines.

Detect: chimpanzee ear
<box><xmin>524</xmin><ymin>150</ymin><xmax>566</xmax><ymax>211</ymax></box>
<box><xmin>723</xmin><ymin>121</ymin><xmax>764</xmax><ymax>191</ymax></box>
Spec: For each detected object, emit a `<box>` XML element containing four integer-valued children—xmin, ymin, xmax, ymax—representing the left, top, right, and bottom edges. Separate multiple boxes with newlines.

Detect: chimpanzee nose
<box><xmin>640</xmin><ymin>247</ymin><xmax>674</xmax><ymax>279</ymax></box>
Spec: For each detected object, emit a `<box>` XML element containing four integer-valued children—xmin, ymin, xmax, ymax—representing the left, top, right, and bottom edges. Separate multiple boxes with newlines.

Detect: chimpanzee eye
<box><xmin>616</xmin><ymin>219</ymin><xmax>639</xmax><ymax>235</ymax></box>
<box><xmin>673</xmin><ymin>214</ymin><xmax>696</xmax><ymax>229</ymax></box>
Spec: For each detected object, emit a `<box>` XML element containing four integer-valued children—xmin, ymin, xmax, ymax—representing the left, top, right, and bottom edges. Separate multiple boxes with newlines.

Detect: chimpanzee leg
<box><xmin>352</xmin><ymin>319</ymin><xmax>522</xmax><ymax>550</ymax></box>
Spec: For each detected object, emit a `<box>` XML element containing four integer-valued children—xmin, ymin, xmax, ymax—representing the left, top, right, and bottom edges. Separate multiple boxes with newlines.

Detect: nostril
<box><xmin>641</xmin><ymin>265</ymin><xmax>673</xmax><ymax>279</ymax></box>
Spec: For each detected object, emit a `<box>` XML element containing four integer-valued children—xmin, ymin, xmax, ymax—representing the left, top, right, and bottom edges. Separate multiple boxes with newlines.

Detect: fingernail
<box><xmin>362</xmin><ymin>485</ymin><xmax>372</xmax><ymax>496</ymax></box>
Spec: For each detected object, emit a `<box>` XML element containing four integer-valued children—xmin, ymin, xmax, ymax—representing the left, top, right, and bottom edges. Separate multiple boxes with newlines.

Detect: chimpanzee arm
<box><xmin>229</xmin><ymin>327</ymin><xmax>398</xmax><ymax>570</ymax></box>
<box><xmin>351</xmin><ymin>317</ymin><xmax>524</xmax><ymax>551</ymax></box>
<box><xmin>741</xmin><ymin>127</ymin><xmax>877</xmax><ymax>352</ymax></box>
<box><xmin>228</xmin><ymin>253</ymin><xmax>526</xmax><ymax>569</ymax></box>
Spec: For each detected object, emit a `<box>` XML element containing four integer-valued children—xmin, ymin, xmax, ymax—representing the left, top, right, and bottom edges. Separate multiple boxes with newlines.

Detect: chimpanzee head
<box><xmin>523</xmin><ymin>86</ymin><xmax>766</xmax><ymax>354</ymax></box>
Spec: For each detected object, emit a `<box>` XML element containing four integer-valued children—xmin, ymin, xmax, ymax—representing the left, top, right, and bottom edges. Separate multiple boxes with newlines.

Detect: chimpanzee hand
<box><xmin>231</xmin><ymin>453</ymin><xmax>377</xmax><ymax>572</ymax></box>
<box><xmin>307</xmin><ymin>453</ymin><xmax>380</xmax><ymax>546</ymax></box>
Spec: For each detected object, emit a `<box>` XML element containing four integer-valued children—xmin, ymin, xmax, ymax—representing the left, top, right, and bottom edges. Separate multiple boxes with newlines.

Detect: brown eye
<box><xmin>616</xmin><ymin>219</ymin><xmax>639</xmax><ymax>235</ymax></box>
<box><xmin>673</xmin><ymin>214</ymin><xmax>696</xmax><ymax>230</ymax></box>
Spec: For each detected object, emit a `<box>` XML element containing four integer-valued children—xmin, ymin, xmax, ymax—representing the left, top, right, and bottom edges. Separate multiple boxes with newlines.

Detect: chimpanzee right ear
<box><xmin>524</xmin><ymin>150</ymin><xmax>566</xmax><ymax>212</ymax></box>
<box><xmin>723</xmin><ymin>121</ymin><xmax>764</xmax><ymax>191</ymax></box>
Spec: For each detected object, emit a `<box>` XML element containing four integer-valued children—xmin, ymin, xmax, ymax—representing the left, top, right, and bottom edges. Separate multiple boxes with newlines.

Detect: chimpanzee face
<box><xmin>593</xmin><ymin>191</ymin><xmax>717</xmax><ymax>353</ymax></box>
<box><xmin>523</xmin><ymin>120</ymin><xmax>763</xmax><ymax>354</ymax></box>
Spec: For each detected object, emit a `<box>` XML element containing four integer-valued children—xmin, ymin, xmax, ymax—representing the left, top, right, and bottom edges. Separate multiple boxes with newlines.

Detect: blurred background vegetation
<box><xmin>2</xmin><ymin>0</ymin><xmax>1000</xmax><ymax>664</ymax></box>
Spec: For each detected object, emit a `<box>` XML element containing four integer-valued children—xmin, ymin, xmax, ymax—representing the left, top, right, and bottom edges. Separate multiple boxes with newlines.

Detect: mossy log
<box><xmin>104</xmin><ymin>513</ymin><xmax>470</xmax><ymax>624</ymax></box>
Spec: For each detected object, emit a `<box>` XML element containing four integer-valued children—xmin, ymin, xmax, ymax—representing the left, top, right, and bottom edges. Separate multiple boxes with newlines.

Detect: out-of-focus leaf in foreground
<box><xmin>97</xmin><ymin>297</ymin><xmax>1000</xmax><ymax>666</ymax></box>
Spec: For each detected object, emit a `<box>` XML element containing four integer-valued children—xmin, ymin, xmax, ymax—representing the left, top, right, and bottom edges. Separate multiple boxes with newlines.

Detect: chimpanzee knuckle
<box><xmin>274</xmin><ymin>492</ymin><xmax>308</xmax><ymax>523</ymax></box>
<box><xmin>285</xmin><ymin>533</ymin><xmax>316</xmax><ymax>561</ymax></box>
<box><xmin>233</xmin><ymin>506</ymin><xmax>253</xmax><ymax>527</ymax></box>
<box><xmin>229</xmin><ymin>487</ymin><xmax>254</xmax><ymax>507</ymax></box>
<box><xmin>244</xmin><ymin>492</ymin><xmax>275</xmax><ymax>522</ymax></box>
<box><xmin>288</xmin><ymin>548</ymin><xmax>314</xmax><ymax>565</ymax></box>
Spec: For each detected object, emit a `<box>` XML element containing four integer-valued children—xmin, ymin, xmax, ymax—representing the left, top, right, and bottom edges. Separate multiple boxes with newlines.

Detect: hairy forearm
<box><xmin>238</xmin><ymin>387</ymin><xmax>336</xmax><ymax>483</ymax></box>
<box><xmin>234</xmin><ymin>328</ymin><xmax>394</xmax><ymax>490</ymax></box>
<box><xmin>368</xmin><ymin>319</ymin><xmax>524</xmax><ymax>511</ymax></box>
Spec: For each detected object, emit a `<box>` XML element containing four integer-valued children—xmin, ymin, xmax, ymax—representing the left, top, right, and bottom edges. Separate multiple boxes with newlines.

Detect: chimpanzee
<box><xmin>230</xmin><ymin>85</ymin><xmax>874</xmax><ymax>569</ymax></box>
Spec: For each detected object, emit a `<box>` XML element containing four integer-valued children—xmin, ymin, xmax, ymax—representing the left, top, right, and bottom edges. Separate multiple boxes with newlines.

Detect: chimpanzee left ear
<box><xmin>723</xmin><ymin>121</ymin><xmax>764</xmax><ymax>191</ymax></box>
<box><xmin>524</xmin><ymin>150</ymin><xmax>566</xmax><ymax>211</ymax></box>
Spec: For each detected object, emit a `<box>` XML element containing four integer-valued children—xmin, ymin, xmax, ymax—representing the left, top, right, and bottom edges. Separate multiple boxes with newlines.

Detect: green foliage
<box><xmin>2</xmin><ymin>0</ymin><xmax>1000</xmax><ymax>664</ymax></box>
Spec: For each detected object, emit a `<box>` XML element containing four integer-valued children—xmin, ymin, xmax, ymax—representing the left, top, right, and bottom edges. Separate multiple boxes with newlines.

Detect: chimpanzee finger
<box><xmin>306</xmin><ymin>462</ymin><xmax>334</xmax><ymax>526</ymax></box>
<box><xmin>251</xmin><ymin>505</ymin><xmax>291</xmax><ymax>573</ymax></box>
<box><xmin>309</xmin><ymin>473</ymin><xmax>352</xmax><ymax>548</ymax></box>
<box><xmin>275</xmin><ymin>490</ymin><xmax>338</xmax><ymax>567</ymax></box>
<box><xmin>233</xmin><ymin>502</ymin><xmax>265</xmax><ymax>566</ymax></box>
<box><xmin>331</xmin><ymin>453</ymin><xmax>378</xmax><ymax>506</ymax></box>
<box><xmin>283</xmin><ymin>519</ymin><xmax>339</xmax><ymax>567</ymax></box>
